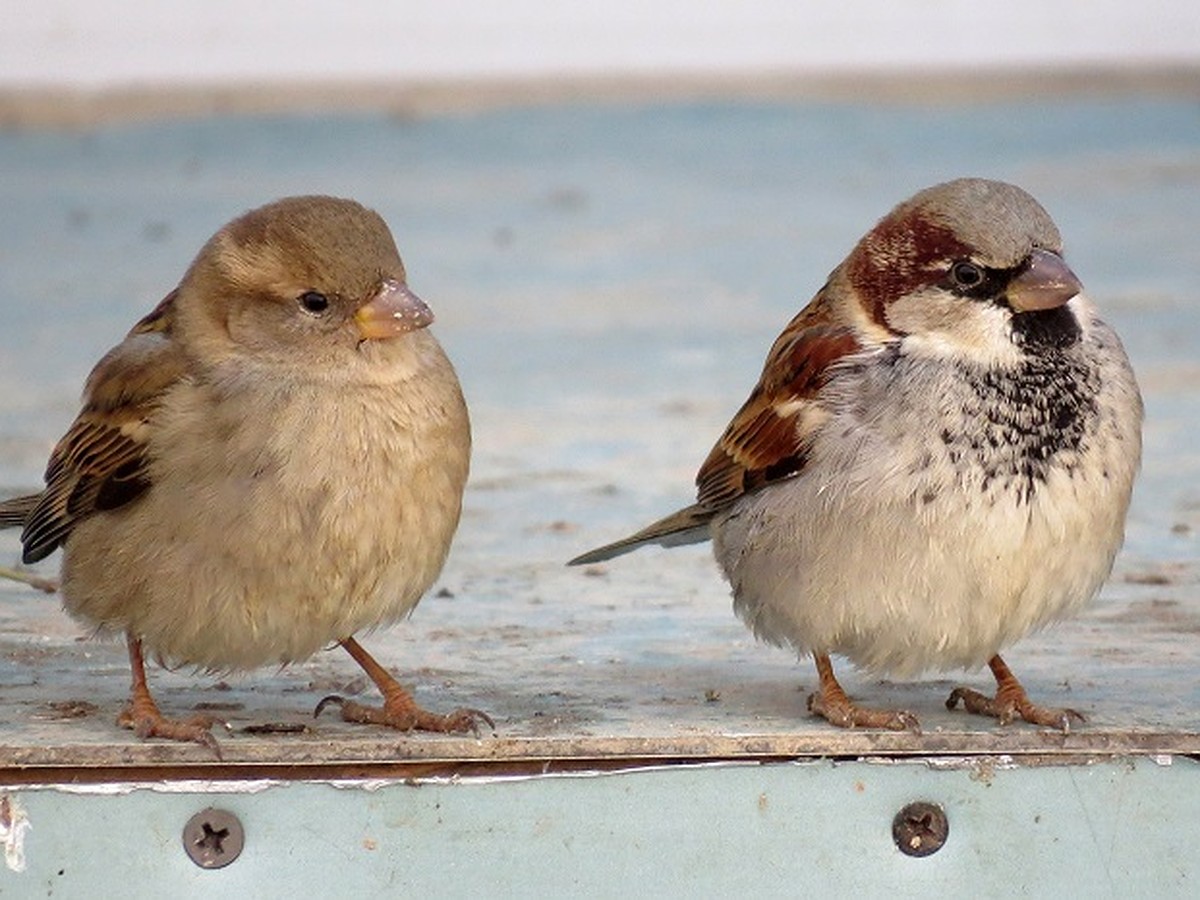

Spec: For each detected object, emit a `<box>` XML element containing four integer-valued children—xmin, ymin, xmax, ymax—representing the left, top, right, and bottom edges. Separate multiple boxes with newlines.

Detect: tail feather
<box><xmin>568</xmin><ymin>503</ymin><xmax>715</xmax><ymax>565</ymax></box>
<box><xmin>0</xmin><ymin>494</ymin><xmax>40</xmax><ymax>530</ymax></box>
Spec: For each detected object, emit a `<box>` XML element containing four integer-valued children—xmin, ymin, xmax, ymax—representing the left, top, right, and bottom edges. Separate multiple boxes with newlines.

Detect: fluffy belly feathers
<box><xmin>714</xmin><ymin>460</ymin><xmax>1128</xmax><ymax>677</ymax></box>
<box><xmin>712</xmin><ymin>330</ymin><xmax>1140</xmax><ymax>678</ymax></box>
<box><xmin>60</xmin><ymin>377</ymin><xmax>469</xmax><ymax>670</ymax></box>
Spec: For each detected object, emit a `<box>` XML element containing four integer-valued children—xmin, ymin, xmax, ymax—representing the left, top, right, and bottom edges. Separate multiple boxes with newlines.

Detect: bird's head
<box><xmin>844</xmin><ymin>178</ymin><xmax>1084</xmax><ymax>363</ymax></box>
<box><xmin>176</xmin><ymin>195</ymin><xmax>438</xmax><ymax>379</ymax></box>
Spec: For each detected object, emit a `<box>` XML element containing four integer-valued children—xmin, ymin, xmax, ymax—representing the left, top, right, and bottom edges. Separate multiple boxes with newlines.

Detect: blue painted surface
<box><xmin>0</xmin><ymin>93</ymin><xmax>1197</xmax><ymax>890</ymax></box>
<box><xmin>3</xmin><ymin>757</ymin><xmax>1198</xmax><ymax>896</ymax></box>
<box><xmin>1</xmin><ymin>99</ymin><xmax>1197</xmax><ymax>542</ymax></box>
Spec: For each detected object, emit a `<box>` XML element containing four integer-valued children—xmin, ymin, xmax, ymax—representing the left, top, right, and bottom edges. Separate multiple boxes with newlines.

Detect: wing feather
<box><xmin>695</xmin><ymin>300</ymin><xmax>863</xmax><ymax>509</ymax></box>
<box><xmin>570</xmin><ymin>282</ymin><xmax>880</xmax><ymax>563</ymax></box>
<box><xmin>17</xmin><ymin>292</ymin><xmax>185</xmax><ymax>563</ymax></box>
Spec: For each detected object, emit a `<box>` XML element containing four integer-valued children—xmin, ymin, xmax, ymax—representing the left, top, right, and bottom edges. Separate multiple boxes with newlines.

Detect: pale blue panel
<box><xmin>5</xmin><ymin>759</ymin><xmax>1198</xmax><ymax>898</ymax></box>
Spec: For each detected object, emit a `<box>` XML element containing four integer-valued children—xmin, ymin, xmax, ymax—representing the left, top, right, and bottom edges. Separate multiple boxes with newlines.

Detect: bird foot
<box><xmin>314</xmin><ymin>694</ymin><xmax>494</xmax><ymax>736</ymax></box>
<box><xmin>945</xmin><ymin>686</ymin><xmax>1084</xmax><ymax>733</ymax></box>
<box><xmin>118</xmin><ymin>702</ymin><xmax>224</xmax><ymax>758</ymax></box>
<box><xmin>807</xmin><ymin>690</ymin><xmax>920</xmax><ymax>732</ymax></box>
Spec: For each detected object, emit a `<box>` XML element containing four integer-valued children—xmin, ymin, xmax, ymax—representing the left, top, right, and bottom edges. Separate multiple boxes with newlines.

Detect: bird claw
<box><xmin>807</xmin><ymin>691</ymin><xmax>921</xmax><ymax>733</ymax></box>
<box><xmin>441</xmin><ymin>708</ymin><xmax>496</xmax><ymax>736</ymax></box>
<box><xmin>313</xmin><ymin>694</ymin><xmax>347</xmax><ymax>719</ymax></box>
<box><xmin>314</xmin><ymin>693</ymin><xmax>494</xmax><ymax>736</ymax></box>
<box><xmin>118</xmin><ymin>707</ymin><xmax>224</xmax><ymax>759</ymax></box>
<box><xmin>946</xmin><ymin>686</ymin><xmax>1084</xmax><ymax>733</ymax></box>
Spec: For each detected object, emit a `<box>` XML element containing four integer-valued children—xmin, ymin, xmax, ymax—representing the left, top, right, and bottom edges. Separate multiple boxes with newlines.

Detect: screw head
<box><xmin>182</xmin><ymin>807</ymin><xmax>244</xmax><ymax>869</ymax></box>
<box><xmin>892</xmin><ymin>801</ymin><xmax>949</xmax><ymax>857</ymax></box>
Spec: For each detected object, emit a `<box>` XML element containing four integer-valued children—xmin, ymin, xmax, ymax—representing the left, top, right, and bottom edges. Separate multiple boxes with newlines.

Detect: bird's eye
<box><xmin>950</xmin><ymin>261</ymin><xmax>984</xmax><ymax>289</ymax></box>
<box><xmin>298</xmin><ymin>291</ymin><xmax>330</xmax><ymax>314</ymax></box>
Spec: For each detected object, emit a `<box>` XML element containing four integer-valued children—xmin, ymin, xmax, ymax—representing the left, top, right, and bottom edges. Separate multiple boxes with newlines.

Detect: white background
<box><xmin>1</xmin><ymin>0</ymin><xmax>1197</xmax><ymax>88</ymax></box>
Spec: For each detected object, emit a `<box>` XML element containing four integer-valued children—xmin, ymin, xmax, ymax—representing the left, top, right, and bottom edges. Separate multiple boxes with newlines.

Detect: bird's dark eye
<box><xmin>298</xmin><ymin>291</ymin><xmax>330</xmax><ymax>314</ymax></box>
<box><xmin>950</xmin><ymin>261</ymin><xmax>984</xmax><ymax>289</ymax></box>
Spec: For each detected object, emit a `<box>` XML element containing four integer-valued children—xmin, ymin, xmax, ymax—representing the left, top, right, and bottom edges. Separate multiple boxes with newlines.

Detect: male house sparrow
<box><xmin>0</xmin><ymin>195</ymin><xmax>488</xmax><ymax>751</ymax></box>
<box><xmin>572</xmin><ymin>178</ymin><xmax>1142</xmax><ymax>732</ymax></box>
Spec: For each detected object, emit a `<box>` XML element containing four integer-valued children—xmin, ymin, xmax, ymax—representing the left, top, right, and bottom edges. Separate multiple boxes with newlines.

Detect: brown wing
<box><xmin>569</xmin><ymin>283</ymin><xmax>877</xmax><ymax>566</ymax></box>
<box><xmin>0</xmin><ymin>493</ymin><xmax>39</xmax><ymax>528</ymax></box>
<box><xmin>19</xmin><ymin>291</ymin><xmax>185</xmax><ymax>563</ymax></box>
<box><xmin>695</xmin><ymin>296</ymin><xmax>864</xmax><ymax>510</ymax></box>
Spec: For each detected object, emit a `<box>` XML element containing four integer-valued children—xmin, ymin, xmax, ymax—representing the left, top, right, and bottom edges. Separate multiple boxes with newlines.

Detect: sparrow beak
<box><xmin>354</xmin><ymin>279</ymin><xmax>434</xmax><ymax>340</ymax></box>
<box><xmin>1005</xmin><ymin>249</ymin><xmax>1083</xmax><ymax>312</ymax></box>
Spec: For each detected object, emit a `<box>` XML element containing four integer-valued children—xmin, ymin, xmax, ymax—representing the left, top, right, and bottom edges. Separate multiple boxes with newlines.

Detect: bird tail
<box><xmin>568</xmin><ymin>503</ymin><xmax>715</xmax><ymax>565</ymax></box>
<box><xmin>0</xmin><ymin>494</ymin><xmax>39</xmax><ymax>530</ymax></box>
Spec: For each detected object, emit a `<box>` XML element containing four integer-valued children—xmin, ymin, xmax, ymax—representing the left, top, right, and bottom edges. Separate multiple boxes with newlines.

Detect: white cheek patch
<box><xmin>886</xmin><ymin>289</ymin><xmax>1025</xmax><ymax>367</ymax></box>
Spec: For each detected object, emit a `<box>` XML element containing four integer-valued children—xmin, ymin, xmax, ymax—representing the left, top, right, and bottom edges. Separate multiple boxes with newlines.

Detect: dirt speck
<box><xmin>34</xmin><ymin>700</ymin><xmax>97</xmax><ymax>720</ymax></box>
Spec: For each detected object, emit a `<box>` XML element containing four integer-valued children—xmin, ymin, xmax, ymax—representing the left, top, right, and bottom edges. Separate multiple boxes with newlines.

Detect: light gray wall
<box><xmin>1</xmin><ymin>0</ymin><xmax>1197</xmax><ymax>88</ymax></box>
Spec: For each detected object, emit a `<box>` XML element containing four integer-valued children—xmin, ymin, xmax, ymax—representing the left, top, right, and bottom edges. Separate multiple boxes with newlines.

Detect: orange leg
<box><xmin>946</xmin><ymin>654</ymin><xmax>1084</xmax><ymax>733</ymax></box>
<box><xmin>116</xmin><ymin>635</ymin><xmax>222</xmax><ymax>756</ymax></box>
<box><xmin>314</xmin><ymin>637</ymin><xmax>493</xmax><ymax>735</ymax></box>
<box><xmin>806</xmin><ymin>653</ymin><xmax>919</xmax><ymax>732</ymax></box>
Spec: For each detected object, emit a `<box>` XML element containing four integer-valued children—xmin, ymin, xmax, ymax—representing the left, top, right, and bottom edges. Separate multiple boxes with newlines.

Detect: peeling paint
<box><xmin>0</xmin><ymin>794</ymin><xmax>30</xmax><ymax>873</ymax></box>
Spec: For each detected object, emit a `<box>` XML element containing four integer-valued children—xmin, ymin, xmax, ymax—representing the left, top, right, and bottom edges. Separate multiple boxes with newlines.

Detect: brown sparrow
<box><xmin>0</xmin><ymin>195</ymin><xmax>488</xmax><ymax>752</ymax></box>
<box><xmin>572</xmin><ymin>178</ymin><xmax>1142</xmax><ymax>732</ymax></box>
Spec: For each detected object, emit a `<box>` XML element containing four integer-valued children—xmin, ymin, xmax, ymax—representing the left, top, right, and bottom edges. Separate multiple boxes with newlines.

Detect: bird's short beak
<box><xmin>1006</xmin><ymin>249</ymin><xmax>1083</xmax><ymax>312</ymax></box>
<box><xmin>354</xmin><ymin>279</ymin><xmax>434</xmax><ymax>340</ymax></box>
